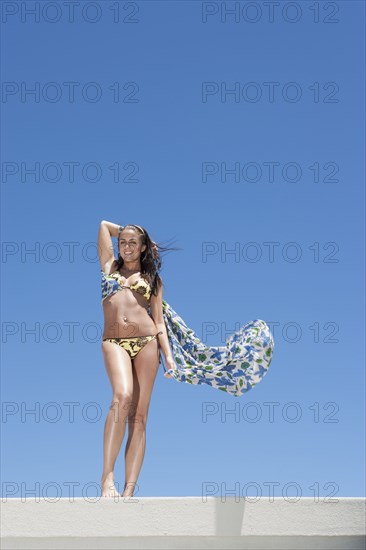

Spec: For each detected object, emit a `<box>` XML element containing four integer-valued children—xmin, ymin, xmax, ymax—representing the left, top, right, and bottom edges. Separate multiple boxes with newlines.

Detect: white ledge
<box><xmin>1</xmin><ymin>497</ymin><xmax>365</xmax><ymax>549</ymax></box>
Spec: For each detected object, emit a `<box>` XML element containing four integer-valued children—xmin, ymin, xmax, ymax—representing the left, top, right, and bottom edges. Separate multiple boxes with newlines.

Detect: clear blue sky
<box><xmin>1</xmin><ymin>1</ymin><xmax>365</xmax><ymax>499</ymax></box>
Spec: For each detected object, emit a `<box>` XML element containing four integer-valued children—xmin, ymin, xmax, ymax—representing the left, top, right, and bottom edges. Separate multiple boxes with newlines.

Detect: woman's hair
<box><xmin>115</xmin><ymin>224</ymin><xmax>181</xmax><ymax>297</ymax></box>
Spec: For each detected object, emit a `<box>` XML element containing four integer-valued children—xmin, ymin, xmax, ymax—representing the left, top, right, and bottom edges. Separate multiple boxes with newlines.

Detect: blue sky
<box><xmin>1</xmin><ymin>0</ymin><xmax>365</xmax><ymax>499</ymax></box>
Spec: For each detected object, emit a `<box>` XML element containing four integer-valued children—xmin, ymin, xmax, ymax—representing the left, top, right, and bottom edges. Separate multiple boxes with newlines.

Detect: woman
<box><xmin>98</xmin><ymin>220</ymin><xmax>178</xmax><ymax>498</ymax></box>
<box><xmin>98</xmin><ymin>220</ymin><xmax>275</xmax><ymax>498</ymax></box>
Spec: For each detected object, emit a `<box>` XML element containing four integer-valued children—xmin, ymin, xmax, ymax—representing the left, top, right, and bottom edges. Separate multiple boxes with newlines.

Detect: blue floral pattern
<box><xmin>157</xmin><ymin>300</ymin><xmax>274</xmax><ymax>398</ymax></box>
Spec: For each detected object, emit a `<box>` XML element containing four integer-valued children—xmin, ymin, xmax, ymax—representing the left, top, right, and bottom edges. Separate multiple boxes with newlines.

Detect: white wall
<box><xmin>1</xmin><ymin>497</ymin><xmax>365</xmax><ymax>549</ymax></box>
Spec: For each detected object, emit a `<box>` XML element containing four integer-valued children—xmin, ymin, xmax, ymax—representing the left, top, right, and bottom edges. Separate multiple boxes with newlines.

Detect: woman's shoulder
<box><xmin>155</xmin><ymin>274</ymin><xmax>164</xmax><ymax>290</ymax></box>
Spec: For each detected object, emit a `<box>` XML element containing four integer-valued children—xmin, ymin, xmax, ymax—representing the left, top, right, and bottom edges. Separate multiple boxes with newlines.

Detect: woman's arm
<box><xmin>150</xmin><ymin>280</ymin><xmax>173</xmax><ymax>362</ymax></box>
<box><xmin>97</xmin><ymin>220</ymin><xmax>123</xmax><ymax>271</ymax></box>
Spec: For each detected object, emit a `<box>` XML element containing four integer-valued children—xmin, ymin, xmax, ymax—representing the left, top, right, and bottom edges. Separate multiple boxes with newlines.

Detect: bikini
<box><xmin>101</xmin><ymin>269</ymin><xmax>163</xmax><ymax>359</ymax></box>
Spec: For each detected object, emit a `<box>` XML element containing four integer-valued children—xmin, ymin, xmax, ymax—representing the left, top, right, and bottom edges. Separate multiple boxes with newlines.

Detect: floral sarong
<box><xmin>156</xmin><ymin>300</ymin><xmax>274</xmax><ymax>398</ymax></box>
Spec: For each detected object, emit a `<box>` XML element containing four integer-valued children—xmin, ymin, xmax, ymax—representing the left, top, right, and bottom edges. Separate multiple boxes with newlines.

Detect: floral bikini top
<box><xmin>101</xmin><ymin>269</ymin><xmax>152</xmax><ymax>304</ymax></box>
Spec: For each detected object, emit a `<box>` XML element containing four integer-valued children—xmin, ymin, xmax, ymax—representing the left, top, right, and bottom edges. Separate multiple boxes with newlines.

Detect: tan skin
<box><xmin>98</xmin><ymin>221</ymin><xmax>176</xmax><ymax>498</ymax></box>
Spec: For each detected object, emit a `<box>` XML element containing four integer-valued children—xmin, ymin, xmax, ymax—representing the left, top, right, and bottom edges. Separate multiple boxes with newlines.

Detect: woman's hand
<box><xmin>164</xmin><ymin>357</ymin><xmax>178</xmax><ymax>379</ymax></box>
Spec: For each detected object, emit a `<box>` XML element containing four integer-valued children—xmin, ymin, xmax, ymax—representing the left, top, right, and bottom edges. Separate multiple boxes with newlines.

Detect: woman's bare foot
<box><xmin>121</xmin><ymin>482</ymin><xmax>136</xmax><ymax>498</ymax></box>
<box><xmin>101</xmin><ymin>473</ymin><xmax>120</xmax><ymax>498</ymax></box>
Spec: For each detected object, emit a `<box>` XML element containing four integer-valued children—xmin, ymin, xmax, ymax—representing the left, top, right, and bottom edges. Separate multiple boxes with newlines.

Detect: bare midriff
<box><xmin>102</xmin><ymin>287</ymin><xmax>157</xmax><ymax>339</ymax></box>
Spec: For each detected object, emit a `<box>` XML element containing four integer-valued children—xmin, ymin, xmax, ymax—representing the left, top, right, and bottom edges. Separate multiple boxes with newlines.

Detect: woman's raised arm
<box><xmin>97</xmin><ymin>220</ymin><xmax>122</xmax><ymax>271</ymax></box>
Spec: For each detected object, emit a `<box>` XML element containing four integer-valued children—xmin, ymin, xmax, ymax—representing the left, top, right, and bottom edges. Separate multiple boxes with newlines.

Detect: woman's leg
<box><xmin>122</xmin><ymin>337</ymin><xmax>160</xmax><ymax>497</ymax></box>
<box><xmin>101</xmin><ymin>340</ymin><xmax>134</xmax><ymax>497</ymax></box>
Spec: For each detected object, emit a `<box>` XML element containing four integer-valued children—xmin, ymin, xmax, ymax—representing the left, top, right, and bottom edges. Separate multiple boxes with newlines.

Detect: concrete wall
<box><xmin>1</xmin><ymin>497</ymin><xmax>365</xmax><ymax>549</ymax></box>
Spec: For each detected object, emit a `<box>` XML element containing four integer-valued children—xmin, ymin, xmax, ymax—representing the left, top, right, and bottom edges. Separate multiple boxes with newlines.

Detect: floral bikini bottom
<box><xmin>102</xmin><ymin>331</ymin><xmax>163</xmax><ymax>359</ymax></box>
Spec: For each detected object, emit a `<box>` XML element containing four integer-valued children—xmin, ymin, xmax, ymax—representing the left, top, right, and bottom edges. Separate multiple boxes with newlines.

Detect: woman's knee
<box><xmin>110</xmin><ymin>391</ymin><xmax>134</xmax><ymax>413</ymax></box>
<box><xmin>128</xmin><ymin>411</ymin><xmax>148</xmax><ymax>431</ymax></box>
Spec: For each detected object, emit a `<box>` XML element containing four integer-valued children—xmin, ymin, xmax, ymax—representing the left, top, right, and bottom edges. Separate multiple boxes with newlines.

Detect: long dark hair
<box><xmin>115</xmin><ymin>224</ymin><xmax>181</xmax><ymax>297</ymax></box>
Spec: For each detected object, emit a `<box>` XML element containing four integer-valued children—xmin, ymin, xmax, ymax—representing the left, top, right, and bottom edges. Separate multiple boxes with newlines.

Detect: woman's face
<box><xmin>119</xmin><ymin>229</ymin><xmax>146</xmax><ymax>262</ymax></box>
